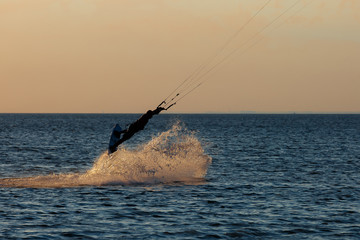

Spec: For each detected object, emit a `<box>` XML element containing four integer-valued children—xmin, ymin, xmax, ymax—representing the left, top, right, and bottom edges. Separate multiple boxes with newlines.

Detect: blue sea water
<box><xmin>0</xmin><ymin>114</ymin><xmax>359</xmax><ymax>239</ymax></box>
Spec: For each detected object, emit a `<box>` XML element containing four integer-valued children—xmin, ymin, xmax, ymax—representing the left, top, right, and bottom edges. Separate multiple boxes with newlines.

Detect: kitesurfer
<box><xmin>108</xmin><ymin>106</ymin><xmax>166</xmax><ymax>154</ymax></box>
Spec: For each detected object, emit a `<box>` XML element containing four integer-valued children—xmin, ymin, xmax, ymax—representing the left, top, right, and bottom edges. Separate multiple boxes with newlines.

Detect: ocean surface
<box><xmin>0</xmin><ymin>113</ymin><xmax>359</xmax><ymax>239</ymax></box>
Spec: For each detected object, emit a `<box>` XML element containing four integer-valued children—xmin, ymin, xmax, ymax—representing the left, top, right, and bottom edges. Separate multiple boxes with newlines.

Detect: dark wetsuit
<box><xmin>108</xmin><ymin>107</ymin><xmax>165</xmax><ymax>154</ymax></box>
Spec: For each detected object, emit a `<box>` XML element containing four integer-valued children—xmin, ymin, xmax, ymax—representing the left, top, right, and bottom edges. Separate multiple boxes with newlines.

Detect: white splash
<box><xmin>0</xmin><ymin>123</ymin><xmax>212</xmax><ymax>188</ymax></box>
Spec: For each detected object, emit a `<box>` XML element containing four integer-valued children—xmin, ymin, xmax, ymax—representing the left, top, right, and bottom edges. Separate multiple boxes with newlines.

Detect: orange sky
<box><xmin>1</xmin><ymin>0</ymin><xmax>359</xmax><ymax>113</ymax></box>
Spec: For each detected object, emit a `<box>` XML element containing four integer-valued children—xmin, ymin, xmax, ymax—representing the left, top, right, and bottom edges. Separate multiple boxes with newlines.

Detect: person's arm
<box><xmin>153</xmin><ymin>107</ymin><xmax>165</xmax><ymax>115</ymax></box>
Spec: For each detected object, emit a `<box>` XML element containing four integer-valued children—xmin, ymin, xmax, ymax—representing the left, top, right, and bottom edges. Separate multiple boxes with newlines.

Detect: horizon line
<box><xmin>1</xmin><ymin>111</ymin><xmax>360</xmax><ymax>115</ymax></box>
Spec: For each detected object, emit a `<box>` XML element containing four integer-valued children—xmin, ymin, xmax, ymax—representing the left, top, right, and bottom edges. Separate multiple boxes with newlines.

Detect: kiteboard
<box><xmin>108</xmin><ymin>124</ymin><xmax>123</xmax><ymax>154</ymax></box>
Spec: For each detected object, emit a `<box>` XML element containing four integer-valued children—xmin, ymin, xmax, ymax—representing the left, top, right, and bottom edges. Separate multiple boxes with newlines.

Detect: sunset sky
<box><xmin>1</xmin><ymin>0</ymin><xmax>359</xmax><ymax>113</ymax></box>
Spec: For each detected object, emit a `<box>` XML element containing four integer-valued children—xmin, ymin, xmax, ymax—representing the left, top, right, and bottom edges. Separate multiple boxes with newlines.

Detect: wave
<box><xmin>0</xmin><ymin>123</ymin><xmax>212</xmax><ymax>188</ymax></box>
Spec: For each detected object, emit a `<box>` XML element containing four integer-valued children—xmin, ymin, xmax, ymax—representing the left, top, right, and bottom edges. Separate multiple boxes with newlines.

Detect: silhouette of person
<box><xmin>108</xmin><ymin>107</ymin><xmax>166</xmax><ymax>154</ymax></box>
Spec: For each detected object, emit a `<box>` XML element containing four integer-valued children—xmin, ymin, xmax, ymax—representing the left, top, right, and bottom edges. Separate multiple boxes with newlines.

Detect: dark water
<box><xmin>0</xmin><ymin>114</ymin><xmax>359</xmax><ymax>239</ymax></box>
